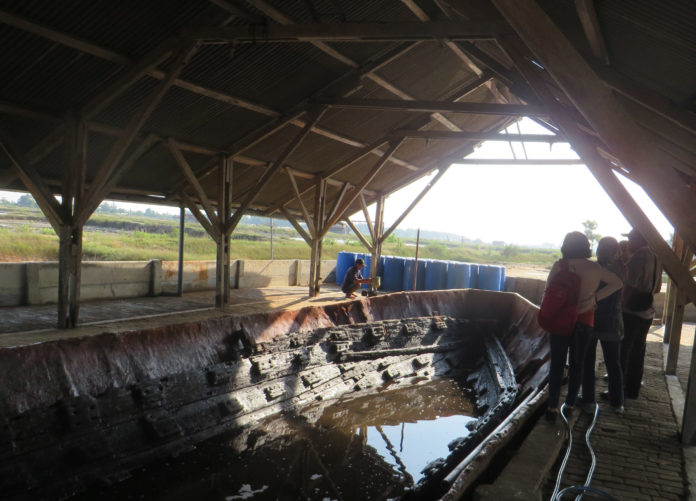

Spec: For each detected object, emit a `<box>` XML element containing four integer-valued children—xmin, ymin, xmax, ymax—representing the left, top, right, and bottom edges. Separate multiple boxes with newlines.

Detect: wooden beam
<box><xmin>179</xmin><ymin>191</ymin><xmax>219</xmax><ymax>243</ymax></box>
<box><xmin>344</xmin><ymin>218</ymin><xmax>373</xmax><ymax>251</ymax></box>
<box><xmin>167</xmin><ymin>139</ymin><xmax>220</xmax><ymax>227</ymax></box>
<box><xmin>316</xmin><ymin>98</ymin><xmax>547</xmax><ymax>116</ymax></box>
<box><xmin>326</xmin><ymin>182</ymin><xmax>349</xmax><ymax>228</ymax></box>
<box><xmin>391</xmin><ymin>129</ymin><xmax>566</xmax><ymax>142</ymax></box>
<box><xmin>285</xmin><ymin>167</ymin><xmax>316</xmax><ymax>238</ymax></box>
<box><xmin>0</xmin><ymin>124</ymin><xmax>63</xmax><ymax>232</ymax></box>
<box><xmin>75</xmin><ymin>43</ymin><xmax>199</xmax><ymax>227</ymax></box>
<box><xmin>499</xmin><ymin>33</ymin><xmax>696</xmax><ymax>308</ymax></box>
<box><xmin>226</xmin><ymin>109</ymin><xmax>324</xmax><ymax>236</ymax></box>
<box><xmin>457</xmin><ymin>158</ymin><xmax>584</xmax><ymax>165</ymax></box>
<box><xmin>593</xmin><ymin>64</ymin><xmax>696</xmax><ymax>137</ymax></box>
<box><xmin>264</xmin><ymin>74</ymin><xmax>493</xmax><ymax>217</ymax></box>
<box><xmin>371</xmin><ymin>194</ymin><xmax>386</xmax><ymax>278</ymax></box>
<box><xmin>322</xmin><ymin>139</ymin><xmax>404</xmax><ymax>235</ymax></box>
<box><xmin>381</xmin><ymin>166</ymin><xmax>450</xmax><ymax>242</ymax></box>
<box><xmin>0</xmin><ymin>9</ymin><xmax>277</xmax><ymax>119</ymax></box>
<box><xmin>360</xmin><ymin>192</ymin><xmax>377</xmax><ymax>245</ymax></box>
<box><xmin>165</xmin><ymin>43</ymin><xmax>421</xmax><ymax>196</ymax></box>
<box><xmin>188</xmin><ymin>21</ymin><xmax>505</xmax><ymax>43</ymax></box>
<box><xmin>574</xmin><ymin>0</ymin><xmax>610</xmax><ymax>65</ymax></box>
<box><xmin>666</xmin><ymin>237</ymin><xmax>692</xmax><ymax>374</ymax></box>
<box><xmin>492</xmin><ymin>0</ymin><xmax>696</xmax><ymax>251</ymax></box>
<box><xmin>280</xmin><ymin>206</ymin><xmax>312</xmax><ymax>245</ymax></box>
<box><xmin>79</xmin><ymin>135</ymin><xmax>159</xmax><ymax>220</ymax></box>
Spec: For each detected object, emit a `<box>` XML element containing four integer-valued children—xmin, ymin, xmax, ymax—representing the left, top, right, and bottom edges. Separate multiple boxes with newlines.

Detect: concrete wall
<box><xmin>504</xmin><ymin>275</ymin><xmax>696</xmax><ymax>323</ymax></box>
<box><xmin>0</xmin><ymin>259</ymin><xmax>338</xmax><ymax>306</ymax></box>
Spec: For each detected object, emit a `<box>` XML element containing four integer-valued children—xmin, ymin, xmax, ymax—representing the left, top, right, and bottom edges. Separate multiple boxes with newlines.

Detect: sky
<box><xmin>374</xmin><ymin>119</ymin><xmax>673</xmax><ymax>247</ymax></box>
<box><xmin>0</xmin><ymin>120</ymin><xmax>673</xmax><ymax>248</ymax></box>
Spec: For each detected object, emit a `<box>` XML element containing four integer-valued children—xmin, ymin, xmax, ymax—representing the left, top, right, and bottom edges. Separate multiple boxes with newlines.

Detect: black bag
<box><xmin>626</xmin><ymin>254</ymin><xmax>658</xmax><ymax>311</ymax></box>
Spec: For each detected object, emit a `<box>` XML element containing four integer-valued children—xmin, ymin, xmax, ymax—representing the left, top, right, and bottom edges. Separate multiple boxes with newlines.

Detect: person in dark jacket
<box><xmin>342</xmin><ymin>258</ymin><xmax>371</xmax><ymax>298</ymax></box>
<box><xmin>579</xmin><ymin>237</ymin><xmax>626</xmax><ymax>415</ymax></box>
<box><xmin>620</xmin><ymin>229</ymin><xmax>662</xmax><ymax>399</ymax></box>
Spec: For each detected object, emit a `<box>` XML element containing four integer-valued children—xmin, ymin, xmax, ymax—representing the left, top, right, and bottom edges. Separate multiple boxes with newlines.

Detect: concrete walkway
<box><xmin>542</xmin><ymin>327</ymin><xmax>688</xmax><ymax>501</ymax></box>
<box><xmin>0</xmin><ymin>285</ymin><xmax>347</xmax><ymax>347</ymax></box>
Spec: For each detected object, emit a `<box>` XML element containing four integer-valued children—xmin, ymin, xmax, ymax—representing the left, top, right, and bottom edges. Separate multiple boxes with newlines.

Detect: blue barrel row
<box><xmin>336</xmin><ymin>251</ymin><xmax>505</xmax><ymax>292</ymax></box>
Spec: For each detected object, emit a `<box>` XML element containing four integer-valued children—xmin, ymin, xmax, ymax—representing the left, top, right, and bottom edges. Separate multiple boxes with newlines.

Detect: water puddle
<box><xmin>76</xmin><ymin>378</ymin><xmax>477</xmax><ymax>501</ymax></box>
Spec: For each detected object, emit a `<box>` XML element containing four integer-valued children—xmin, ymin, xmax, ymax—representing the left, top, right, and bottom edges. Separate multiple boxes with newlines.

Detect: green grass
<box><xmin>0</xmin><ymin>205</ymin><xmax>560</xmax><ymax>267</ymax></box>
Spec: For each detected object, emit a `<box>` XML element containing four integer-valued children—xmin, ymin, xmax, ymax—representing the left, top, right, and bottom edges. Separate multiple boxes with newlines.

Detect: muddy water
<box><xmin>76</xmin><ymin>378</ymin><xmax>477</xmax><ymax>501</ymax></box>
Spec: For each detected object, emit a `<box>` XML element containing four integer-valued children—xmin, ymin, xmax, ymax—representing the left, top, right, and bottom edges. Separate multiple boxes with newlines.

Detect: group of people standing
<box><xmin>545</xmin><ymin>228</ymin><xmax>662</xmax><ymax>420</ymax></box>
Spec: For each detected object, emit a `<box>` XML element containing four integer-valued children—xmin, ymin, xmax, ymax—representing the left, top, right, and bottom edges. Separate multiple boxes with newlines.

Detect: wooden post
<box><xmin>308</xmin><ymin>178</ymin><xmax>326</xmax><ymax>297</ymax></box>
<box><xmin>664</xmin><ymin>237</ymin><xmax>684</xmax><ymax>343</ymax></box>
<box><xmin>215</xmin><ymin>156</ymin><xmax>232</xmax><ymax>308</ymax></box>
<box><xmin>371</xmin><ymin>194</ymin><xmax>385</xmax><ymax>282</ymax></box>
<box><xmin>666</xmin><ymin>238</ymin><xmax>692</xmax><ymax>375</ymax></box>
<box><xmin>413</xmin><ymin>228</ymin><xmax>421</xmax><ymax>290</ymax></box>
<box><xmin>177</xmin><ymin>203</ymin><xmax>185</xmax><ymax>297</ymax></box>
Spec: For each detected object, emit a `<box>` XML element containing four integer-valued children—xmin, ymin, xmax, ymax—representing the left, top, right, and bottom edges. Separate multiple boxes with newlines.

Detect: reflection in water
<box><xmin>76</xmin><ymin>379</ymin><xmax>476</xmax><ymax>501</ymax></box>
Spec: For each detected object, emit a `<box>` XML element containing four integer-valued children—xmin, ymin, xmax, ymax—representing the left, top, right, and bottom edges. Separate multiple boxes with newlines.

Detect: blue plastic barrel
<box><xmin>446</xmin><ymin>262</ymin><xmax>471</xmax><ymax>289</ymax></box>
<box><xmin>468</xmin><ymin>263</ymin><xmax>480</xmax><ymax>289</ymax></box>
<box><xmin>382</xmin><ymin>256</ymin><xmax>405</xmax><ymax>291</ymax></box>
<box><xmin>478</xmin><ymin>265</ymin><xmax>503</xmax><ymax>291</ymax></box>
<box><xmin>425</xmin><ymin>260</ymin><xmax>448</xmax><ymax>290</ymax></box>
<box><xmin>402</xmin><ymin>258</ymin><xmax>426</xmax><ymax>291</ymax></box>
<box><xmin>336</xmin><ymin>251</ymin><xmax>357</xmax><ymax>285</ymax></box>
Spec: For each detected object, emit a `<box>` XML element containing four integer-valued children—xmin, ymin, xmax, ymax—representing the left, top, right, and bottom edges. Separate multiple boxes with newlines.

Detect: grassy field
<box><xmin>0</xmin><ymin>204</ymin><xmax>560</xmax><ymax>267</ymax></box>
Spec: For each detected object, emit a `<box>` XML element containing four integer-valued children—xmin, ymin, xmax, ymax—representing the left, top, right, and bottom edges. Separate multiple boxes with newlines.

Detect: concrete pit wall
<box><xmin>0</xmin><ymin>259</ymin><xmax>337</xmax><ymax>306</ymax></box>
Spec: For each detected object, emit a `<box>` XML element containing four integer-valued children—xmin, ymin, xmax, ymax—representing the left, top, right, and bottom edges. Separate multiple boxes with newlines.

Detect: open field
<box><xmin>0</xmin><ymin>204</ymin><xmax>560</xmax><ymax>270</ymax></box>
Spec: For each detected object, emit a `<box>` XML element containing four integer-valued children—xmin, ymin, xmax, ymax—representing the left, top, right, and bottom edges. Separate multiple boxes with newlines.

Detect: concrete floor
<box><xmin>0</xmin><ymin>285</ymin><xmax>348</xmax><ymax>348</ymax></box>
<box><xmin>540</xmin><ymin>326</ymin><xmax>689</xmax><ymax>501</ymax></box>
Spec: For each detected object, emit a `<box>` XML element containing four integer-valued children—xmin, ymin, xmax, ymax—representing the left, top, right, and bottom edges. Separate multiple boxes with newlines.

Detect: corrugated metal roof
<box><xmin>0</xmin><ymin>0</ymin><xmax>693</xmax><ymax>230</ymax></box>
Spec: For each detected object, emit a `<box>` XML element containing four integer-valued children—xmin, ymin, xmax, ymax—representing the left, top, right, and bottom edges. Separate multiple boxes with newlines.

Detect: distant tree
<box><xmin>16</xmin><ymin>194</ymin><xmax>38</xmax><ymax>208</ymax></box>
<box><xmin>582</xmin><ymin>220</ymin><xmax>601</xmax><ymax>246</ymax></box>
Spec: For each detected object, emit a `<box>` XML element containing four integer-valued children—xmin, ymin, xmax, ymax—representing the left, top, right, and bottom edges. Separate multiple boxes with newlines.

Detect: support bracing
<box><xmin>215</xmin><ymin>156</ymin><xmax>233</xmax><ymax>308</ymax></box>
<box><xmin>308</xmin><ymin>178</ymin><xmax>327</xmax><ymax>297</ymax></box>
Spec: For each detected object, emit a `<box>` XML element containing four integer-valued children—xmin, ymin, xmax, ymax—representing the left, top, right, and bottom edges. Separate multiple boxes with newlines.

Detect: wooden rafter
<box><xmin>390</xmin><ymin>130</ymin><xmax>565</xmax><ymax>142</ymax></box>
<box><xmin>0</xmin><ymin>124</ymin><xmax>63</xmax><ymax>231</ymax></box>
<box><xmin>168</xmin><ymin>139</ymin><xmax>220</xmax><ymax>228</ymax></box>
<box><xmin>179</xmin><ymin>191</ymin><xmax>219</xmax><ymax>243</ymax></box>
<box><xmin>322</xmin><ymin>139</ymin><xmax>404</xmax><ymax>236</ymax></box>
<box><xmin>188</xmin><ymin>20</ymin><xmax>505</xmax><ymax>43</ymax></box>
<box><xmin>78</xmin><ymin>135</ymin><xmax>159</xmax><ymax>221</ymax></box>
<box><xmin>316</xmin><ymin>98</ymin><xmax>547</xmax><ymax>116</ymax></box>
<box><xmin>491</xmin><ymin>0</ymin><xmax>696</xmax><ymax>252</ymax></box>
<box><xmin>344</xmin><ymin>218</ymin><xmax>373</xmax><ymax>251</ymax></box>
<box><xmin>326</xmin><ymin>182</ymin><xmax>350</xmax><ymax>228</ymax></box>
<box><xmin>280</xmin><ymin>206</ymin><xmax>312</xmax><ymax>245</ymax></box>
<box><xmin>574</xmin><ymin>0</ymin><xmax>610</xmax><ymax>65</ymax></box>
<box><xmin>74</xmin><ymin>43</ymin><xmax>199</xmax><ymax>227</ymax></box>
<box><xmin>381</xmin><ymin>166</ymin><xmax>450</xmax><ymax>243</ymax></box>
<box><xmin>359</xmin><ymin>193</ymin><xmax>377</xmax><ymax>245</ymax></box>
<box><xmin>225</xmin><ymin>109</ymin><xmax>325</xmax><ymax>236</ymax></box>
<box><xmin>285</xmin><ymin>167</ymin><xmax>316</xmax><ymax>238</ymax></box>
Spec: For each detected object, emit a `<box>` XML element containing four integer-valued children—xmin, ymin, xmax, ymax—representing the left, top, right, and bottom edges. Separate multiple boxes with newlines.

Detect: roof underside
<box><xmin>0</xmin><ymin>0</ymin><xmax>694</xmax><ymax>225</ymax></box>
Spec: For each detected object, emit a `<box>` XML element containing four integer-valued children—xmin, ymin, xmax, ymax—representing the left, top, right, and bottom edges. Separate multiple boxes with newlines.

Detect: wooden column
<box><xmin>308</xmin><ymin>178</ymin><xmax>326</xmax><ymax>297</ymax></box>
<box><xmin>56</xmin><ymin>117</ymin><xmax>87</xmax><ymax>328</ymax></box>
<box><xmin>666</xmin><ymin>237</ymin><xmax>692</xmax><ymax>375</ymax></box>
<box><xmin>215</xmin><ymin>156</ymin><xmax>232</xmax><ymax>308</ymax></box>
<box><xmin>177</xmin><ymin>203</ymin><xmax>185</xmax><ymax>297</ymax></box>
<box><xmin>370</xmin><ymin>194</ymin><xmax>385</xmax><ymax>281</ymax></box>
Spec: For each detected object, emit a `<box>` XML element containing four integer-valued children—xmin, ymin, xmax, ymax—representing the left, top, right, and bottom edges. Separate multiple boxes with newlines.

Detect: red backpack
<box><xmin>538</xmin><ymin>259</ymin><xmax>581</xmax><ymax>336</ymax></box>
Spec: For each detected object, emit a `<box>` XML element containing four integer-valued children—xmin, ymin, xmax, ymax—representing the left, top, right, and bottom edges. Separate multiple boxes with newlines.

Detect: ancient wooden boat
<box><xmin>0</xmin><ymin>289</ymin><xmax>548</xmax><ymax>500</ymax></box>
